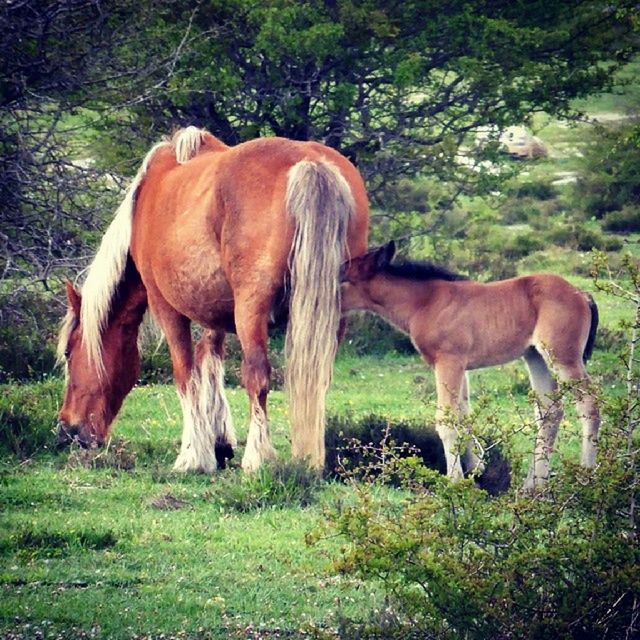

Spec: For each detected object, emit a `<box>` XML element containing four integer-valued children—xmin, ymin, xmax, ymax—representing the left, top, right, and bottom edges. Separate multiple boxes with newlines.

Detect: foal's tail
<box><xmin>583</xmin><ymin>294</ymin><xmax>599</xmax><ymax>363</ymax></box>
<box><xmin>285</xmin><ymin>161</ymin><xmax>354</xmax><ymax>469</ymax></box>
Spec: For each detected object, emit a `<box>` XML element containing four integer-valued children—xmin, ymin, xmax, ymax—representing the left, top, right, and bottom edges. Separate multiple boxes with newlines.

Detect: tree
<box><xmin>121</xmin><ymin>0</ymin><xmax>639</xmax><ymax>200</ymax></box>
<box><xmin>0</xmin><ymin>0</ymin><xmax>189</xmax><ymax>379</ymax></box>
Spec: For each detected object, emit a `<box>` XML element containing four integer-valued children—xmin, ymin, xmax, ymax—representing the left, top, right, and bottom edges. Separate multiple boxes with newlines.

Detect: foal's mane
<box><xmin>383</xmin><ymin>259</ymin><xmax>467</xmax><ymax>282</ymax></box>
<box><xmin>65</xmin><ymin>126</ymin><xmax>211</xmax><ymax>375</ymax></box>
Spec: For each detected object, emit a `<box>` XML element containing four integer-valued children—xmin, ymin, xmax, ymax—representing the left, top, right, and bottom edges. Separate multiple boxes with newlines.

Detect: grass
<box><xmin>1</xmin><ymin>314</ymin><xmax>635</xmax><ymax>638</ymax></box>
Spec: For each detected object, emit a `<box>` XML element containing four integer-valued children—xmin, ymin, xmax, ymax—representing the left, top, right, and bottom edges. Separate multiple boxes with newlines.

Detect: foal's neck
<box><xmin>366</xmin><ymin>275</ymin><xmax>436</xmax><ymax>334</ymax></box>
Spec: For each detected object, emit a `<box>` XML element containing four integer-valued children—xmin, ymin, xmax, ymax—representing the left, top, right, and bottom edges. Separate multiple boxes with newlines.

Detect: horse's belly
<box><xmin>159</xmin><ymin>263</ymin><xmax>237</xmax><ymax>331</ymax></box>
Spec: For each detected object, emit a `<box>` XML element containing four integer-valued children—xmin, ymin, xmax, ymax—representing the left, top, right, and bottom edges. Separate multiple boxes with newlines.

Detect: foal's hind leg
<box><xmin>234</xmin><ymin>293</ymin><xmax>278</xmax><ymax>472</ymax></box>
<box><xmin>194</xmin><ymin>330</ymin><xmax>237</xmax><ymax>469</ymax></box>
<box><xmin>523</xmin><ymin>347</ymin><xmax>563</xmax><ymax>490</ymax></box>
<box><xmin>459</xmin><ymin>374</ymin><xmax>486</xmax><ymax>475</ymax></box>
<box><xmin>554</xmin><ymin>361</ymin><xmax>600</xmax><ymax>469</ymax></box>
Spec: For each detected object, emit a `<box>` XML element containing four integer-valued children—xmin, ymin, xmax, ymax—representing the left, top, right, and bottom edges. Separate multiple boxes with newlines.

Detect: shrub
<box><xmin>0</xmin><ymin>289</ymin><xmax>61</xmax><ymax>382</ymax></box>
<box><xmin>511</xmin><ymin>180</ymin><xmax>557</xmax><ymax>201</ymax></box>
<box><xmin>602</xmin><ymin>205</ymin><xmax>640</xmax><ymax>233</ymax></box>
<box><xmin>324</xmin><ymin>414</ymin><xmax>446</xmax><ymax>478</ymax></box>
<box><xmin>342</xmin><ymin>313</ymin><xmax>415</xmax><ymax>356</ymax></box>
<box><xmin>0</xmin><ymin>379</ymin><xmax>62</xmax><ymax>457</ymax></box>
<box><xmin>499</xmin><ymin>200</ymin><xmax>542</xmax><ymax>225</ymax></box>
<box><xmin>578</xmin><ymin>121</ymin><xmax>640</xmax><ymax>218</ymax></box>
<box><xmin>324</xmin><ymin>414</ymin><xmax>510</xmax><ymax>495</ymax></box>
<box><xmin>325</xmin><ymin>452</ymin><xmax>639</xmax><ymax>640</ymax></box>
<box><xmin>320</xmin><ymin>254</ymin><xmax>640</xmax><ymax>640</ymax></box>
<box><xmin>544</xmin><ymin>224</ymin><xmax>623</xmax><ymax>252</ymax></box>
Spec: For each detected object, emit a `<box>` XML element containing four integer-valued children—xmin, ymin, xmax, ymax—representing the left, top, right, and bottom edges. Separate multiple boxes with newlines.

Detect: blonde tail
<box><xmin>284</xmin><ymin>161</ymin><xmax>354</xmax><ymax>469</ymax></box>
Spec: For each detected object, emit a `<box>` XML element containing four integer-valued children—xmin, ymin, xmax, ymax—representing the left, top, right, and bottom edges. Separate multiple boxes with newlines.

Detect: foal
<box><xmin>341</xmin><ymin>242</ymin><xmax>600</xmax><ymax>490</ymax></box>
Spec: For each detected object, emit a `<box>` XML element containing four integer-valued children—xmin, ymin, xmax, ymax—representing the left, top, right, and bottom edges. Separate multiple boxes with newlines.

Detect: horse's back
<box><xmin>130</xmin><ymin>136</ymin><xmax>368</xmax><ymax>329</ymax></box>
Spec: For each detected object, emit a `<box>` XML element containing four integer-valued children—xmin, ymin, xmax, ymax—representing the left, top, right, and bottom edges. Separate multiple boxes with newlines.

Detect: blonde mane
<box><xmin>78</xmin><ymin>127</ymin><xmax>208</xmax><ymax>375</ymax></box>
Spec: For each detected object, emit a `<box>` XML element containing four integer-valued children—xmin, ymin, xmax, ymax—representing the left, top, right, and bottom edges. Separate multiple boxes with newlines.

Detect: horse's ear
<box><xmin>374</xmin><ymin>241</ymin><xmax>395</xmax><ymax>270</ymax></box>
<box><xmin>65</xmin><ymin>281</ymin><xmax>81</xmax><ymax>318</ymax></box>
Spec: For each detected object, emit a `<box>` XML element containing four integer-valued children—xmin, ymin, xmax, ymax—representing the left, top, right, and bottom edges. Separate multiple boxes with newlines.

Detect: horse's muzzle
<box><xmin>55</xmin><ymin>421</ymin><xmax>96</xmax><ymax>448</ymax></box>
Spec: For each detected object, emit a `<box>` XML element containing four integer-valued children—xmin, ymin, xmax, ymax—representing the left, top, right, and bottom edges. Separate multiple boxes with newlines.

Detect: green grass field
<box><xmin>1</xmin><ymin>295</ymin><xmax>636</xmax><ymax>639</ymax></box>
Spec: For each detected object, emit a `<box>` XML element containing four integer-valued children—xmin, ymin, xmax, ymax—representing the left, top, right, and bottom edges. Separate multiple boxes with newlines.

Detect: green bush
<box><xmin>324</xmin><ymin>435</ymin><xmax>638</xmax><ymax>639</ymax></box>
<box><xmin>510</xmin><ymin>180</ymin><xmax>558</xmax><ymax>201</ymax></box>
<box><xmin>342</xmin><ymin>313</ymin><xmax>415</xmax><ymax>356</ymax></box>
<box><xmin>499</xmin><ymin>200</ymin><xmax>542</xmax><ymax>225</ymax></box>
<box><xmin>578</xmin><ymin>121</ymin><xmax>640</xmax><ymax>218</ymax></box>
<box><xmin>0</xmin><ymin>289</ymin><xmax>61</xmax><ymax>382</ymax></box>
<box><xmin>544</xmin><ymin>224</ymin><xmax>623</xmax><ymax>252</ymax></box>
<box><xmin>322</xmin><ymin>257</ymin><xmax>640</xmax><ymax>640</ymax></box>
<box><xmin>324</xmin><ymin>414</ymin><xmax>510</xmax><ymax>495</ymax></box>
<box><xmin>324</xmin><ymin>413</ymin><xmax>446</xmax><ymax>478</ymax></box>
<box><xmin>483</xmin><ymin>228</ymin><xmax>544</xmax><ymax>260</ymax></box>
<box><xmin>602</xmin><ymin>205</ymin><xmax>640</xmax><ymax>233</ymax></box>
<box><xmin>0</xmin><ymin>379</ymin><xmax>62</xmax><ymax>458</ymax></box>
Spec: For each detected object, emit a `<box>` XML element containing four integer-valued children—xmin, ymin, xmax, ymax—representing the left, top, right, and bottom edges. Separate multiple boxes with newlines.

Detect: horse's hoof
<box><xmin>214</xmin><ymin>442</ymin><xmax>235</xmax><ymax>470</ymax></box>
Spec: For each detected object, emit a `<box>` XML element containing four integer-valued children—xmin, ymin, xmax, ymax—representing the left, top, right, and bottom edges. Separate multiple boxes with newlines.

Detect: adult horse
<box><xmin>57</xmin><ymin>127</ymin><xmax>369</xmax><ymax>473</ymax></box>
<box><xmin>341</xmin><ymin>242</ymin><xmax>600</xmax><ymax>490</ymax></box>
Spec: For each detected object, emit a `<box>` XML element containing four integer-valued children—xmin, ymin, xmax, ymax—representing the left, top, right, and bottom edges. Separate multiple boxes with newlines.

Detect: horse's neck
<box><xmin>110</xmin><ymin>263</ymin><xmax>148</xmax><ymax>331</ymax></box>
<box><xmin>366</xmin><ymin>276</ymin><xmax>432</xmax><ymax>334</ymax></box>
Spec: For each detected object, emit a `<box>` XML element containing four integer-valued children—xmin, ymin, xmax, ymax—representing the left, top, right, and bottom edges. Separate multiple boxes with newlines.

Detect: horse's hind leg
<box><xmin>234</xmin><ymin>293</ymin><xmax>277</xmax><ymax>472</ymax></box>
<box><xmin>523</xmin><ymin>347</ymin><xmax>563</xmax><ymax>490</ymax></box>
<box><xmin>194</xmin><ymin>330</ymin><xmax>236</xmax><ymax>469</ymax></box>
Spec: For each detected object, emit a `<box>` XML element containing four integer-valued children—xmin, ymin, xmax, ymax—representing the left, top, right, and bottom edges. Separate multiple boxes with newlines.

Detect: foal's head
<box><xmin>340</xmin><ymin>241</ymin><xmax>396</xmax><ymax>310</ymax></box>
<box><xmin>57</xmin><ymin>282</ymin><xmax>144</xmax><ymax>448</ymax></box>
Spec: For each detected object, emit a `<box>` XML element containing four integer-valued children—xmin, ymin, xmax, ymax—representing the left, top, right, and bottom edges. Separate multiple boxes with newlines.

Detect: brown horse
<box><xmin>57</xmin><ymin>126</ymin><xmax>369</xmax><ymax>473</ymax></box>
<box><xmin>341</xmin><ymin>242</ymin><xmax>600</xmax><ymax>490</ymax></box>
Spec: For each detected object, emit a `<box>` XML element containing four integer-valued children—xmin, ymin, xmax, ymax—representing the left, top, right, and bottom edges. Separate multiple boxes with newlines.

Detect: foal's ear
<box><xmin>374</xmin><ymin>241</ymin><xmax>395</xmax><ymax>270</ymax></box>
<box><xmin>64</xmin><ymin>281</ymin><xmax>81</xmax><ymax>318</ymax></box>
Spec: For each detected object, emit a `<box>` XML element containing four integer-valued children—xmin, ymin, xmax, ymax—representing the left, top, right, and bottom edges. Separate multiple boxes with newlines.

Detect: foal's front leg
<box><xmin>434</xmin><ymin>358</ymin><xmax>467</xmax><ymax>480</ymax></box>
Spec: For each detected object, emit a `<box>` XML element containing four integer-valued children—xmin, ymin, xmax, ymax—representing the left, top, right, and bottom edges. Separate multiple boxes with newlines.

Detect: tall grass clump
<box><xmin>0</xmin><ymin>378</ymin><xmax>62</xmax><ymax>457</ymax></box>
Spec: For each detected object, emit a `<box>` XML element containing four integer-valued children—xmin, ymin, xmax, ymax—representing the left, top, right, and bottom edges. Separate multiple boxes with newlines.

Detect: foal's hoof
<box><xmin>214</xmin><ymin>442</ymin><xmax>235</xmax><ymax>470</ymax></box>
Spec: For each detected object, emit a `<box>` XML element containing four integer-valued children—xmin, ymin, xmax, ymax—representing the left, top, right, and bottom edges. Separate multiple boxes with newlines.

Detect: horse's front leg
<box><xmin>434</xmin><ymin>358</ymin><xmax>467</xmax><ymax>481</ymax></box>
<box><xmin>149</xmin><ymin>294</ymin><xmax>228</xmax><ymax>473</ymax></box>
<box><xmin>234</xmin><ymin>299</ymin><xmax>277</xmax><ymax>472</ymax></box>
<box><xmin>194</xmin><ymin>329</ymin><xmax>237</xmax><ymax>469</ymax></box>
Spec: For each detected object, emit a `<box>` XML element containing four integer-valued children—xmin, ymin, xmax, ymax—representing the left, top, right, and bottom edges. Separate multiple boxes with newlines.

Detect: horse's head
<box><xmin>57</xmin><ymin>281</ymin><xmax>144</xmax><ymax>448</ymax></box>
<box><xmin>340</xmin><ymin>241</ymin><xmax>395</xmax><ymax>310</ymax></box>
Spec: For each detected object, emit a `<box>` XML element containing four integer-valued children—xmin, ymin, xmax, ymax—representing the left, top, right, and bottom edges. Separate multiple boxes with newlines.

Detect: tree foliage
<box><xmin>126</xmin><ymin>0</ymin><xmax>639</xmax><ymax>196</ymax></box>
<box><xmin>1</xmin><ymin>0</ymin><xmax>639</xmax><ymax>380</ymax></box>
